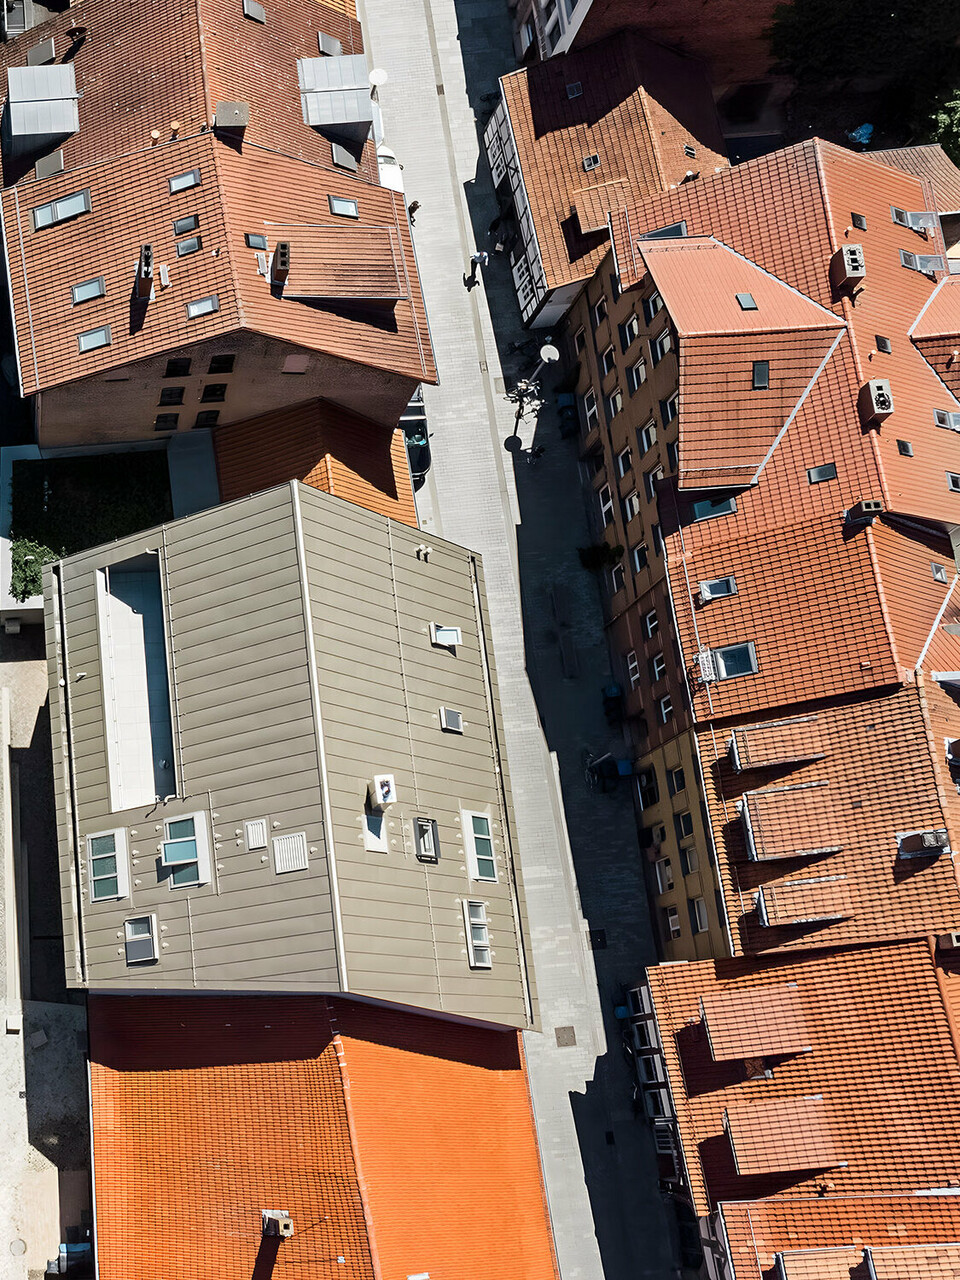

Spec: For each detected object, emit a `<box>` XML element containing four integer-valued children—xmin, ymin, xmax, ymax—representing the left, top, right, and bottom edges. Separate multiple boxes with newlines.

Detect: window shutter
<box><xmin>273</xmin><ymin>832</ymin><xmax>309</xmax><ymax>873</ymax></box>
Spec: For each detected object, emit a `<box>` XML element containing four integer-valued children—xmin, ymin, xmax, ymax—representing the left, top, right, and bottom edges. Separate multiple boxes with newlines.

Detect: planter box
<box><xmin>0</xmin><ymin>445</ymin><xmax>43</xmax><ymax>627</ymax></box>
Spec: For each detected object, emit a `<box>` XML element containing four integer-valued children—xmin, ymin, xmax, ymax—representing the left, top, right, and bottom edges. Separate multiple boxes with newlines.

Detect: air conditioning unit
<box><xmin>845</xmin><ymin>498</ymin><xmax>883</xmax><ymax>525</ymax></box>
<box><xmin>938</xmin><ymin>931</ymin><xmax>960</xmax><ymax>950</ymax></box>
<box><xmin>892</xmin><ymin>207</ymin><xmax>938</xmax><ymax>232</ymax></box>
<box><xmin>833</xmin><ymin>243</ymin><xmax>865</xmax><ymax>286</ymax></box>
<box><xmin>262</xmin><ymin>1210</ymin><xmax>294</xmax><ymax>1238</ymax></box>
<box><xmin>897</xmin><ymin>828</ymin><xmax>951</xmax><ymax>858</ymax></box>
<box><xmin>859</xmin><ymin>379</ymin><xmax>894</xmax><ymax>422</ymax></box>
<box><xmin>935</xmin><ymin>409</ymin><xmax>960</xmax><ymax>432</ymax></box>
<box><xmin>369</xmin><ymin>774</ymin><xmax>397</xmax><ymax>807</ymax></box>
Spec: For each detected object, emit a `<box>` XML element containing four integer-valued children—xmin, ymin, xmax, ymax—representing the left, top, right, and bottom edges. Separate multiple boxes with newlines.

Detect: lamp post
<box><xmin>505</xmin><ymin>344</ymin><xmax>562</xmax><ymax>450</ymax></box>
<box><xmin>530</xmin><ymin>343</ymin><xmax>560</xmax><ymax>382</ymax></box>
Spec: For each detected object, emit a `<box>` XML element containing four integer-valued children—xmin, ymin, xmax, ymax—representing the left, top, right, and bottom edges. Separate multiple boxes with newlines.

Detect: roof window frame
<box><xmin>71</xmin><ymin>275</ymin><xmax>105</xmax><ymax>305</ymax></box>
<box><xmin>168</xmin><ymin>168</ymin><xmax>201</xmax><ymax>195</ymax></box>
<box><xmin>32</xmin><ymin>187</ymin><xmax>91</xmax><ymax>230</ymax></box>
<box><xmin>77</xmin><ymin>324</ymin><xmax>111</xmax><ymax>353</ymax></box>
<box><xmin>186</xmin><ymin>294</ymin><xmax>220</xmax><ymax>319</ymax></box>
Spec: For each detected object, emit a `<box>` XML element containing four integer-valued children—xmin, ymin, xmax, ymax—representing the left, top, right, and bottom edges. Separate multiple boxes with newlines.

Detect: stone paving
<box><xmin>355</xmin><ymin>0</ymin><xmax>679</xmax><ymax>1275</ymax></box>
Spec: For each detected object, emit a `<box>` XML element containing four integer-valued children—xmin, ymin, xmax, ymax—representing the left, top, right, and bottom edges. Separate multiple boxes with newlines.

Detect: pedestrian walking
<box><xmin>470</xmin><ymin>250</ymin><xmax>490</xmax><ymax>268</ymax></box>
<box><xmin>407</xmin><ymin>200</ymin><xmax>420</xmax><ymax>224</ymax></box>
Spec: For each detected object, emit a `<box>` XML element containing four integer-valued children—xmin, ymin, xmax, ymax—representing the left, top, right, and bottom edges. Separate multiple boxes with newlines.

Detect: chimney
<box><xmin>136</xmin><ymin>244</ymin><xmax>154</xmax><ymax>299</ymax></box>
<box><xmin>271</xmin><ymin>242</ymin><xmax>290</xmax><ymax>285</ymax></box>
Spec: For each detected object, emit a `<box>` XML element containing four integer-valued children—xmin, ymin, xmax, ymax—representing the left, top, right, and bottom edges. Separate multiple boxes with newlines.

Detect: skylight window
<box><xmin>71</xmin><ymin>275</ymin><xmax>105</xmax><ymax>305</ymax></box>
<box><xmin>683</xmin><ymin>143</ymin><xmax>697</xmax><ymax>159</ymax></box>
<box><xmin>807</xmin><ymin>462</ymin><xmax>837</xmax><ymax>484</ymax></box>
<box><xmin>900</xmin><ymin>249</ymin><xmax>945</xmax><ymax>274</ymax></box>
<box><xmin>186</xmin><ymin>294</ymin><xmax>219</xmax><ymax>319</ymax></box>
<box><xmin>736</xmin><ymin>292</ymin><xmax>757</xmax><ymax>311</ymax></box>
<box><xmin>245</xmin><ymin>232</ymin><xmax>268</xmax><ymax>250</ymax></box>
<box><xmin>328</xmin><ymin>194</ymin><xmax>359</xmax><ymax>218</ymax></box>
<box><xmin>875</xmin><ymin>335</ymin><xmax>892</xmax><ymax>354</ymax></box>
<box><xmin>897</xmin><ymin>439</ymin><xmax>914</xmax><ymax>456</ymax></box>
<box><xmin>933</xmin><ymin>562</ymin><xmax>949</xmax><ymax>584</ymax></box>
<box><xmin>752</xmin><ymin>360</ymin><xmax>769</xmax><ymax>390</ymax></box>
<box><xmin>949</xmin><ymin>472</ymin><xmax>960</xmax><ymax>493</ymax></box>
<box><xmin>173</xmin><ymin>214</ymin><xmax>199</xmax><ymax>235</ymax></box>
<box><xmin>242</xmin><ymin>0</ymin><xmax>266</xmax><ymax>21</ymax></box>
<box><xmin>566</xmin><ymin>81</ymin><xmax>582</xmax><ymax>99</ymax></box>
<box><xmin>32</xmin><ymin>187</ymin><xmax>90</xmax><ymax>230</ymax></box>
<box><xmin>851</xmin><ymin>212</ymin><xmax>867</xmax><ymax>230</ymax></box>
<box><xmin>582</xmin><ymin>152</ymin><xmax>600</xmax><ymax>172</ymax></box>
<box><xmin>77</xmin><ymin>325</ymin><xmax>111</xmax><ymax>353</ymax></box>
<box><xmin>176</xmin><ymin>235</ymin><xmax>202</xmax><ymax>257</ymax></box>
<box><xmin>168</xmin><ymin>169</ymin><xmax>201</xmax><ymax>195</ymax></box>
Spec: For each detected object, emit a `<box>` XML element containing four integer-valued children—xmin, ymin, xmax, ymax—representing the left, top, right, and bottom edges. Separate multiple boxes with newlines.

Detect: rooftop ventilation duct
<box><xmin>296</xmin><ymin>55</ymin><xmax>378</xmax><ymax>143</ymax></box>
<box><xmin>5</xmin><ymin>64</ymin><xmax>79</xmax><ymax>156</ymax></box>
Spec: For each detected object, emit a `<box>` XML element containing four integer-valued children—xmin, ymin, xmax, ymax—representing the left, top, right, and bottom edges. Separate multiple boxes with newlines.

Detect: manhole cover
<box><xmin>555</xmin><ymin>1025</ymin><xmax>577</xmax><ymax>1047</ymax></box>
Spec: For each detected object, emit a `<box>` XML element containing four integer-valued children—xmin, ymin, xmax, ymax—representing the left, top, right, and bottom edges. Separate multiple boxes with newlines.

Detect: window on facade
<box><xmin>664</xmin><ymin>905</ymin><xmax>682</xmax><ymax>939</ymax></box>
<box><xmin>610</xmin><ymin>562</ymin><xmax>625</xmax><ymax>593</ymax></box>
<box><xmin>165</xmin><ymin>357</ymin><xmax>191</xmax><ymax>377</ymax></box>
<box><xmin>949</xmin><ymin>473</ymin><xmax>960</xmax><ymax>493</ymax></box>
<box><xmin>637</xmin><ymin>768</ymin><xmax>659</xmax><ymax>809</ymax></box>
<box><xmin>606</xmin><ymin>388</ymin><xmax>623</xmax><ymax>419</ymax></box>
<box><xmin>32</xmin><ymin>187</ymin><xmax>91</xmax><ymax>229</ymax></box>
<box><xmin>194</xmin><ymin>410</ymin><xmax>220</xmax><ymax>427</ymax></box>
<box><xmin>639</xmin><ymin>421</ymin><xmax>657</xmax><ymax>453</ymax></box>
<box><xmin>619</xmin><ymin>314</ymin><xmax>640</xmax><ymax>352</ymax></box>
<box><xmin>609</xmin><ymin>271</ymin><xmax>621</xmax><ymax>302</ymax></box>
<box><xmin>752</xmin><ymin>360</ymin><xmax>770</xmax><ymax>390</ymax></box>
<box><xmin>583</xmin><ymin>388</ymin><xmax>599</xmax><ymax>431</ymax></box>
<box><xmin>642</xmin><ymin>292</ymin><xmax>664</xmax><ymax>324</ymax></box>
<box><xmin>645</xmin><ymin>609</ymin><xmax>659</xmax><ymax>638</ymax></box>
<box><xmin>124</xmin><ymin>915</ymin><xmax>158</xmax><ymax>965</ymax></box>
<box><xmin>598</xmin><ymin>483</ymin><xmax>614</xmax><ymax>526</ymax></box>
<box><xmin>626</xmin><ymin>649</ymin><xmax>640</xmax><ymax>689</ymax></box>
<box><xmin>329</xmin><ymin>194</ymin><xmax>359</xmax><ymax>218</ymax></box>
<box><xmin>666</xmin><ymin>440</ymin><xmax>679</xmax><ymax>471</ymax></box>
<box><xmin>643</xmin><ymin>467</ymin><xmax>662</xmax><ymax>501</ymax></box>
<box><xmin>649</xmin><ymin>651</ymin><xmax>666</xmax><ymax>681</ymax></box>
<box><xmin>655</xmin><ymin>857</ymin><xmax>674</xmax><ymax>893</ymax></box>
<box><xmin>632</xmin><ymin>543</ymin><xmax>648</xmax><ymax>574</ymax></box>
<box><xmin>630</xmin><ymin>358</ymin><xmax>647</xmax><ymax>393</ymax></box>
<box><xmin>660</xmin><ymin>393</ymin><xmax>678</xmax><ymax>426</ymax></box>
<box><xmin>87</xmin><ymin>830</ymin><xmax>129</xmax><ymax>901</ymax></box>
<box><xmin>416</xmin><ymin>816</ymin><xmax>440</xmax><ymax>862</ymax></box>
<box><xmin>807</xmin><ymin>462</ymin><xmax>837</xmax><ymax>484</ymax></box>
<box><xmin>465</xmin><ymin>812</ymin><xmax>497</xmax><ymax>881</ymax></box>
<box><xmin>659</xmin><ymin>694</ymin><xmax>673</xmax><ymax>723</ymax></box>
<box><xmin>77</xmin><ymin>325</ymin><xmax>111</xmax><ymax>353</ymax></box>
<box><xmin>592</xmin><ymin>297</ymin><xmax>607</xmax><ymax>327</ymax></box>
<box><xmin>161</xmin><ymin>814</ymin><xmax>209</xmax><ymax>888</ymax></box>
<box><xmin>601</xmin><ymin>345</ymin><xmax>616</xmax><ymax>376</ymax></box>
<box><xmin>168</xmin><ymin>168</ymin><xmax>201</xmax><ymax>194</ymax></box>
<box><xmin>651</xmin><ymin>523</ymin><xmax>663</xmax><ymax>556</ymax></box>
<box><xmin>692</xmin><ymin>495</ymin><xmax>736</xmax><ymax>521</ymax></box>
<box><xmin>208</xmin><ymin>354</ymin><xmax>236</xmax><ymax>375</ymax></box>
<box><xmin>159</xmin><ymin>386</ymin><xmax>184</xmax><ymax>406</ymax></box>
<box><xmin>154</xmin><ymin>414</ymin><xmax>179</xmax><ymax>430</ymax></box>
<box><xmin>674</xmin><ymin>810</ymin><xmax>694</xmax><ymax>841</ymax></box>
<box><xmin>714</xmin><ymin>641</ymin><xmax>759</xmax><ymax>680</ymax></box>
<box><xmin>71</xmin><ymin>275</ymin><xmax>105</xmax><ymax>305</ymax></box>
<box><xmin>463</xmin><ymin>900</ymin><xmax>492</xmax><ymax>968</ymax></box>
<box><xmin>201</xmin><ymin>383</ymin><xmax>227</xmax><ymax>403</ymax></box>
<box><xmin>679</xmin><ymin>845</ymin><xmax>698</xmax><ymax>876</ymax></box>
<box><xmin>617</xmin><ymin>446</ymin><xmax>632</xmax><ymax>477</ymax></box>
<box><xmin>574</xmin><ymin>327</ymin><xmax>586</xmax><ymax>354</ymax></box>
<box><xmin>689</xmin><ymin>897</ymin><xmax>709</xmax><ymax>934</ymax></box>
<box><xmin>651</xmin><ymin>329</ymin><xmax>672</xmax><ymax>365</ymax></box>
<box><xmin>624</xmin><ymin>490</ymin><xmax>641</xmax><ymax>521</ymax></box>
<box><xmin>667</xmin><ymin>767</ymin><xmax>685</xmax><ymax>797</ymax></box>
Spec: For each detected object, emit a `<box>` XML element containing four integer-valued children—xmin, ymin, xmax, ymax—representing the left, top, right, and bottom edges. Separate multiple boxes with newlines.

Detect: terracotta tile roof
<box><xmin>87</xmin><ymin>994</ymin><xmax>558</xmax><ymax>1280</ymax></box>
<box><xmin>741</xmin><ymin>784</ymin><xmax>845</xmax><ymax>860</ymax></box>
<box><xmin>721</xmin><ymin>1192</ymin><xmax>960</xmax><ymax>1280</ymax></box>
<box><xmin>572</xmin><ymin>180</ymin><xmax>630</xmax><ymax>234</ymax></box>
<box><xmin>0</xmin><ymin>0</ymin><xmax>435</xmax><ymax>396</ymax></box>
<box><xmin>646</xmin><ymin>940</ymin><xmax>960</xmax><ymax>1214</ymax></box>
<box><xmin>498</xmin><ymin>31</ymin><xmax>725</xmax><ymax>290</ymax></box>
<box><xmin>723</xmin><ymin>1096</ymin><xmax>843</xmax><ymax>1176</ymax></box>
<box><xmin>701</xmin><ymin>984</ymin><xmax>811</xmax><ymax>1060</ymax></box>
<box><xmin>696</xmin><ymin>685</ymin><xmax>960</xmax><ymax>955</ymax></box>
<box><xmin>871</xmin><ymin>145</ymin><xmax>960</xmax><ymax>213</ymax></box>
<box><xmin>730</xmin><ymin>715</ymin><xmax>826</xmax><ymax>770</ymax></box>
<box><xmin>213</xmin><ymin>398</ymin><xmax>417</xmax><ymax>526</ymax></box>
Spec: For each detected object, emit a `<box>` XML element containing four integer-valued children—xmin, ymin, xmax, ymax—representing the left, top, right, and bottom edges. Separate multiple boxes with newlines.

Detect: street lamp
<box><xmin>369</xmin><ymin>68</ymin><xmax>389</xmax><ymax>99</ymax></box>
<box><xmin>530</xmin><ymin>343</ymin><xmax>560</xmax><ymax>382</ymax></box>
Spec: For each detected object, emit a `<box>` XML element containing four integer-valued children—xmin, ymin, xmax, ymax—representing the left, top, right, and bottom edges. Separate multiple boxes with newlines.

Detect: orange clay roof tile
<box><xmin>696</xmin><ymin>685</ymin><xmax>960</xmax><ymax>955</ymax></box>
<box><xmin>721</xmin><ymin>1193</ymin><xmax>960</xmax><ymax>1280</ymax></box>
<box><xmin>646</xmin><ymin>940</ymin><xmax>960</xmax><ymax>1215</ymax></box>
<box><xmin>871</xmin><ymin>145</ymin><xmax>960</xmax><ymax>213</ymax></box>
<box><xmin>87</xmin><ymin>994</ymin><xmax>558</xmax><ymax>1280</ymax></box>
<box><xmin>701</xmin><ymin>984</ymin><xmax>811</xmax><ymax>1060</ymax></box>
<box><xmin>213</xmin><ymin>398</ymin><xmax>417</xmax><ymax>526</ymax></box>
<box><xmin>741</xmin><ymin>783</ymin><xmax>845</xmax><ymax>861</ymax></box>
<box><xmin>730</xmin><ymin>715</ymin><xmax>826</xmax><ymax>770</ymax></box>
<box><xmin>498</xmin><ymin>31</ymin><xmax>726</xmax><ymax>291</ymax></box>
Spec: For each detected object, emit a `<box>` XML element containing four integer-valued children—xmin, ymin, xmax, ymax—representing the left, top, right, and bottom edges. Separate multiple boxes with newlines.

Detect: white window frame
<box><xmin>630</xmin><ymin>358</ymin><xmax>647</xmax><ymax>392</ymax></box>
<box><xmin>690</xmin><ymin>896</ymin><xmax>709</xmax><ymax>933</ymax></box>
<box><xmin>624</xmin><ymin>490</ymin><xmax>641</xmax><ymax>521</ymax></box>
<box><xmin>651</xmin><ymin>329</ymin><xmax>672</xmax><ymax>365</ymax></box>
<box><xmin>601</xmin><ymin>344</ymin><xmax>616</xmax><ymax>376</ymax></box>
<box><xmin>626</xmin><ymin>649</ymin><xmax>640</xmax><ymax>689</ymax></box>
<box><xmin>610</xmin><ymin>563</ymin><xmax>625</xmax><ymax>594</ymax></box>
<box><xmin>583</xmin><ymin>388</ymin><xmax>599</xmax><ymax>431</ymax></box>
<box><xmin>32</xmin><ymin>187</ymin><xmax>91</xmax><ymax>230</ymax></box>
<box><xmin>644</xmin><ymin>609</ymin><xmax>659</xmax><ymax>638</ymax></box>
<box><xmin>714</xmin><ymin>641</ymin><xmax>759</xmax><ymax>681</ymax></box>
<box><xmin>574</xmin><ymin>326</ymin><xmax>586</xmax><ymax>353</ymax></box>
<box><xmin>676</xmin><ymin>810</ymin><xmax>694</xmax><ymax>839</ymax></box>
<box><xmin>430</xmin><ymin>622</ymin><xmax>462</xmax><ymax>648</ymax></box>
<box><xmin>86</xmin><ymin>828</ymin><xmax>130</xmax><ymax>902</ymax></box>
<box><xmin>631</xmin><ymin>543</ymin><xmax>648</xmax><ymax>574</ymax></box>
<box><xmin>639</xmin><ymin>421</ymin><xmax>657</xmax><ymax>453</ymax></box>
<box><xmin>949</xmin><ymin>472</ymin><xmax>960</xmax><ymax>493</ymax></box>
<box><xmin>593</xmin><ymin>298</ymin><xmax>607</xmax><ymax>327</ymax></box>
<box><xmin>161</xmin><ymin>812</ymin><xmax>211</xmax><ymax>889</ymax></box>
<box><xmin>669</xmin><ymin>767</ymin><xmax>686</xmax><ymax>796</ymax></box>
<box><xmin>598</xmin><ymin>483</ymin><xmax>615</xmax><ymax>526</ymax></box>
<box><xmin>463</xmin><ymin>899</ymin><xmax>492</xmax><ymax>968</ymax></box>
<box><xmin>168</xmin><ymin>168</ymin><xmax>201</xmax><ymax>194</ymax></box>
<box><xmin>187</xmin><ymin>295</ymin><xmax>220</xmax><ymax>319</ymax></box>
<box><xmin>659</xmin><ymin>694</ymin><xmax>673</xmax><ymax>723</ymax></box>
<box><xmin>463</xmin><ymin>810</ymin><xmax>498</xmax><ymax>881</ymax></box>
<box><xmin>617</xmin><ymin>446</ymin><xmax>632</xmax><ymax>477</ymax></box>
<box><xmin>651</xmin><ymin>651</ymin><xmax>666</xmax><ymax>681</ymax></box>
<box><xmin>329</xmin><ymin>194</ymin><xmax>360</xmax><ymax>218</ymax></box>
<box><xmin>655</xmin><ymin>856</ymin><xmax>674</xmax><ymax>893</ymax></box>
<box><xmin>661</xmin><ymin>392</ymin><xmax>679</xmax><ymax>425</ymax></box>
<box><xmin>699</xmin><ymin>575</ymin><xmax>737</xmax><ymax>600</ymax></box>
<box><xmin>643</xmin><ymin>291</ymin><xmax>664</xmax><ymax>324</ymax></box>
<box><xmin>680</xmin><ymin>845</ymin><xmax>699</xmax><ymax>876</ymax></box>
<box><xmin>665</xmin><ymin>906</ymin><xmax>681</xmax><ymax>940</ymax></box>
<box><xmin>71</xmin><ymin>275</ymin><xmax>105</xmax><ymax>305</ymax></box>
<box><xmin>416</xmin><ymin>816</ymin><xmax>440</xmax><ymax>863</ymax></box>
<box><xmin>78</xmin><ymin>325</ymin><xmax>111</xmax><ymax>353</ymax></box>
<box><xmin>123</xmin><ymin>914</ymin><xmax>158</xmax><ymax>965</ymax></box>
<box><xmin>605</xmin><ymin>388</ymin><xmax>623</xmax><ymax>419</ymax></box>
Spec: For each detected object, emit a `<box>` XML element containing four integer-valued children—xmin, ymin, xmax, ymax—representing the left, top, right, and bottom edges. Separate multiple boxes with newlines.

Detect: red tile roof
<box><xmin>721</xmin><ymin>1193</ymin><xmax>960</xmax><ymax>1280</ymax></box>
<box><xmin>871</xmin><ymin>145</ymin><xmax>960</xmax><ymax>214</ymax></box>
<box><xmin>646</xmin><ymin>940</ymin><xmax>960</xmax><ymax>1214</ymax></box>
<box><xmin>498</xmin><ymin>31</ymin><xmax>726</xmax><ymax>291</ymax></box>
<box><xmin>0</xmin><ymin>0</ymin><xmax>435</xmax><ymax>396</ymax></box>
<box><xmin>701</xmin><ymin>984</ymin><xmax>811</xmax><ymax>1059</ymax></box>
<box><xmin>213</xmin><ymin>398</ymin><xmax>418</xmax><ymax>526</ymax></box>
<box><xmin>88</xmin><ymin>994</ymin><xmax>559</xmax><ymax>1280</ymax></box>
